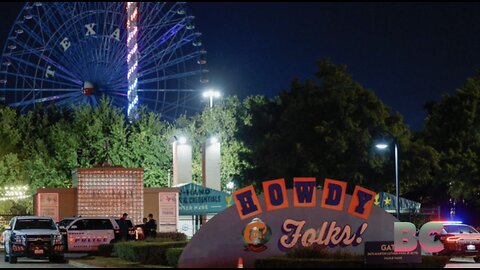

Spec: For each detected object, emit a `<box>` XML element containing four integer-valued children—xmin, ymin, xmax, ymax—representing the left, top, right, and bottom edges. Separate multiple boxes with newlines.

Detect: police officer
<box><xmin>145</xmin><ymin>213</ymin><xmax>157</xmax><ymax>238</ymax></box>
<box><xmin>118</xmin><ymin>213</ymin><xmax>129</xmax><ymax>241</ymax></box>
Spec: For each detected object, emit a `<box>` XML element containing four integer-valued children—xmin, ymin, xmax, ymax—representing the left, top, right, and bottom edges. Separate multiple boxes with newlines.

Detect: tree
<box><xmin>238</xmin><ymin>59</ymin><xmax>438</xmax><ymax>198</ymax></box>
<box><xmin>422</xmin><ymin>71</ymin><xmax>480</xmax><ymax>223</ymax></box>
<box><xmin>0</xmin><ymin>106</ymin><xmax>21</xmax><ymax>156</ymax></box>
<box><xmin>124</xmin><ymin>108</ymin><xmax>173</xmax><ymax>187</ymax></box>
<box><xmin>172</xmin><ymin>96</ymin><xmax>251</xmax><ymax>190</ymax></box>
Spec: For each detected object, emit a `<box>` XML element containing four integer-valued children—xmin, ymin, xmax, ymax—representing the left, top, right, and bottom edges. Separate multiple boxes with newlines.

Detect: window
<box><xmin>102</xmin><ymin>219</ymin><xmax>114</xmax><ymax>230</ymax></box>
<box><xmin>14</xmin><ymin>219</ymin><xmax>56</xmax><ymax>230</ymax></box>
<box><xmin>58</xmin><ymin>219</ymin><xmax>75</xmax><ymax>227</ymax></box>
<box><xmin>89</xmin><ymin>219</ymin><xmax>113</xmax><ymax>230</ymax></box>
<box><xmin>70</xmin><ymin>220</ymin><xmax>87</xmax><ymax>230</ymax></box>
<box><xmin>444</xmin><ymin>225</ymin><xmax>479</xmax><ymax>234</ymax></box>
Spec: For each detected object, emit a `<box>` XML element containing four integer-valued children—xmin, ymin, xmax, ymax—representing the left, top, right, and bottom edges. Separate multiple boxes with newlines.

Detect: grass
<box><xmin>71</xmin><ymin>256</ymin><xmax>172</xmax><ymax>268</ymax></box>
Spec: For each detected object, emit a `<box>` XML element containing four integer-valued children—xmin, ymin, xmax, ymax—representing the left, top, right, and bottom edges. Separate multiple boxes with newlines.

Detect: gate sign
<box><xmin>365</xmin><ymin>241</ymin><xmax>421</xmax><ymax>264</ymax></box>
<box><xmin>178</xmin><ymin>183</ymin><xmax>233</xmax><ymax>215</ymax></box>
<box><xmin>159</xmin><ymin>192</ymin><xmax>178</xmax><ymax>233</ymax></box>
<box><xmin>179</xmin><ymin>178</ymin><xmax>398</xmax><ymax>268</ymax></box>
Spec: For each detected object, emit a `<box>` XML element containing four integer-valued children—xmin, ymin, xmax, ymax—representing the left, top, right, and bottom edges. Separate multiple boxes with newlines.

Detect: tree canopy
<box><xmin>1</xmin><ymin>59</ymin><xmax>479</xmax><ymax>221</ymax></box>
<box><xmin>421</xmin><ymin>71</ymin><xmax>480</xmax><ymax>222</ymax></box>
<box><xmin>237</xmin><ymin>59</ymin><xmax>439</xmax><ymax>197</ymax></box>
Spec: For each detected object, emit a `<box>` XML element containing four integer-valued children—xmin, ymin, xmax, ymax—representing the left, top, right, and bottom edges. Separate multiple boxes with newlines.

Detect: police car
<box><xmin>58</xmin><ymin>217</ymin><xmax>119</xmax><ymax>252</ymax></box>
<box><xmin>433</xmin><ymin>221</ymin><xmax>480</xmax><ymax>262</ymax></box>
<box><xmin>2</xmin><ymin>216</ymin><xmax>64</xmax><ymax>264</ymax></box>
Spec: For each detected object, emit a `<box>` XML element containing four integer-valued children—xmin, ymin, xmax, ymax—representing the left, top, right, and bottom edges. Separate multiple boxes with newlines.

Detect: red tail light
<box><xmin>446</xmin><ymin>236</ymin><xmax>460</xmax><ymax>243</ymax></box>
<box><xmin>12</xmin><ymin>245</ymin><xmax>24</xmax><ymax>251</ymax></box>
<box><xmin>440</xmin><ymin>234</ymin><xmax>452</xmax><ymax>241</ymax></box>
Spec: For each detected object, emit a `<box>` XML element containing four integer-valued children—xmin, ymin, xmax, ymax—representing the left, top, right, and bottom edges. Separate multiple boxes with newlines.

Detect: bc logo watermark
<box><xmin>393</xmin><ymin>222</ymin><xmax>444</xmax><ymax>253</ymax></box>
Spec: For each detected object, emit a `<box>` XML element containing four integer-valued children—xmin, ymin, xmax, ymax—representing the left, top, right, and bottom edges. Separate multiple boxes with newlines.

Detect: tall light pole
<box><xmin>375</xmin><ymin>138</ymin><xmax>400</xmax><ymax>220</ymax></box>
<box><xmin>203</xmin><ymin>89</ymin><xmax>221</xmax><ymax>108</ymax></box>
<box><xmin>226</xmin><ymin>181</ymin><xmax>235</xmax><ymax>194</ymax></box>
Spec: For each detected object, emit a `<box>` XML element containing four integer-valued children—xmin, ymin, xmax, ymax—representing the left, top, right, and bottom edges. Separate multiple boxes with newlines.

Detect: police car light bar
<box><xmin>433</xmin><ymin>221</ymin><xmax>463</xmax><ymax>224</ymax></box>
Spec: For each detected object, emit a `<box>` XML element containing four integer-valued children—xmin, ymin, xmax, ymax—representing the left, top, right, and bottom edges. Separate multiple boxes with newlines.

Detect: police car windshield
<box><xmin>444</xmin><ymin>225</ymin><xmax>479</xmax><ymax>234</ymax></box>
<box><xmin>14</xmin><ymin>219</ymin><xmax>56</xmax><ymax>230</ymax></box>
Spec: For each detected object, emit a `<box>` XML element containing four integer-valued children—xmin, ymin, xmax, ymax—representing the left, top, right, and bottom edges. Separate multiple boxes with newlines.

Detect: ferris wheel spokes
<box><xmin>9</xmin><ymin>91</ymin><xmax>82</xmax><ymax>107</ymax></box>
<box><xmin>1</xmin><ymin>2</ymin><xmax>208</xmax><ymax>119</ymax></box>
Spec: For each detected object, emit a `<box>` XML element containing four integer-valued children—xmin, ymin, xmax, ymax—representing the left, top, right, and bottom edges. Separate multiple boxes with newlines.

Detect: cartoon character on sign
<box><xmin>242</xmin><ymin>218</ymin><xmax>271</xmax><ymax>252</ymax></box>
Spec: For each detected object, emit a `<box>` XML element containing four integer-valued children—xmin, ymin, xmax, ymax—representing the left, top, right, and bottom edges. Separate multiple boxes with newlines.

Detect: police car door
<box><xmin>89</xmin><ymin>219</ymin><xmax>115</xmax><ymax>250</ymax></box>
<box><xmin>66</xmin><ymin>219</ymin><xmax>90</xmax><ymax>252</ymax></box>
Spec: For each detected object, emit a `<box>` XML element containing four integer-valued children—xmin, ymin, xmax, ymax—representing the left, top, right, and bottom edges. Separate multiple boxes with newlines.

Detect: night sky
<box><xmin>2</xmin><ymin>3</ymin><xmax>480</xmax><ymax>130</ymax></box>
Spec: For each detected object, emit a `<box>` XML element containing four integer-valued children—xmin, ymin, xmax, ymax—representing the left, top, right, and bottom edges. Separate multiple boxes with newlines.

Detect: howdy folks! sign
<box><xmin>179</xmin><ymin>178</ymin><xmax>398</xmax><ymax>268</ymax></box>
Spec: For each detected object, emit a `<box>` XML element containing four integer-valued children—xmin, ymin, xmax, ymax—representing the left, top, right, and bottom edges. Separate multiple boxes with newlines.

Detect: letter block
<box><xmin>321</xmin><ymin>178</ymin><xmax>347</xmax><ymax>211</ymax></box>
<box><xmin>232</xmin><ymin>185</ymin><xmax>262</xmax><ymax>220</ymax></box>
<box><xmin>263</xmin><ymin>179</ymin><xmax>289</xmax><ymax>211</ymax></box>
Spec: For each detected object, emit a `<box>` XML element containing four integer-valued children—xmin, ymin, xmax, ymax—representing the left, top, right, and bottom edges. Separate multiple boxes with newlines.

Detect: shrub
<box><xmin>166</xmin><ymin>248</ymin><xmax>184</xmax><ymax>267</ymax></box>
<box><xmin>96</xmin><ymin>244</ymin><xmax>114</xmax><ymax>257</ymax></box>
<box><xmin>155</xmin><ymin>232</ymin><xmax>187</xmax><ymax>242</ymax></box>
<box><xmin>144</xmin><ymin>237</ymin><xmax>178</xmax><ymax>243</ymax></box>
<box><xmin>114</xmin><ymin>241</ymin><xmax>188</xmax><ymax>265</ymax></box>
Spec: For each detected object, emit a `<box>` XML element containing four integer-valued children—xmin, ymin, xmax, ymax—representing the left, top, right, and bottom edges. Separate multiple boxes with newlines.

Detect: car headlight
<box><xmin>13</xmin><ymin>234</ymin><xmax>26</xmax><ymax>245</ymax></box>
<box><xmin>53</xmin><ymin>234</ymin><xmax>62</xmax><ymax>245</ymax></box>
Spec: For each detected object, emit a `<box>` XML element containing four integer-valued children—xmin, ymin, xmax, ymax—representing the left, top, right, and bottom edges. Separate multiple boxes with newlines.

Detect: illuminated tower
<box><xmin>127</xmin><ymin>2</ymin><xmax>139</xmax><ymax>118</ymax></box>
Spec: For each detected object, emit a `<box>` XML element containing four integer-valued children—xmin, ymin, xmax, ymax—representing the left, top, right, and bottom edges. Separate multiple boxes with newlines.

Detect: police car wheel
<box><xmin>474</xmin><ymin>257</ymin><xmax>480</xmax><ymax>263</ymax></box>
<box><xmin>9</xmin><ymin>256</ymin><xmax>17</xmax><ymax>264</ymax></box>
<box><xmin>49</xmin><ymin>255</ymin><xmax>65</xmax><ymax>263</ymax></box>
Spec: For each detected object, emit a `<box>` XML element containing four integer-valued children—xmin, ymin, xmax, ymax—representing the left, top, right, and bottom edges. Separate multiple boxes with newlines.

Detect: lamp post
<box><xmin>375</xmin><ymin>138</ymin><xmax>400</xmax><ymax>220</ymax></box>
<box><xmin>202</xmin><ymin>89</ymin><xmax>221</xmax><ymax>108</ymax></box>
<box><xmin>226</xmin><ymin>181</ymin><xmax>235</xmax><ymax>194</ymax></box>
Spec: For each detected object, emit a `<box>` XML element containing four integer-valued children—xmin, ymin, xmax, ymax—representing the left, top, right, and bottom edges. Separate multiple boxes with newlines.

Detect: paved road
<box><xmin>1</xmin><ymin>251</ymin><xmax>479</xmax><ymax>268</ymax></box>
<box><xmin>445</xmin><ymin>257</ymin><xmax>480</xmax><ymax>268</ymax></box>
<box><xmin>0</xmin><ymin>251</ymin><xmax>77</xmax><ymax>268</ymax></box>
<box><xmin>0</xmin><ymin>258</ymin><xmax>75</xmax><ymax>268</ymax></box>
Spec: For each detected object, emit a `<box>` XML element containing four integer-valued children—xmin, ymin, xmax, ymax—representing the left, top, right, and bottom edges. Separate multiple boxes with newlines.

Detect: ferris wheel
<box><xmin>0</xmin><ymin>2</ymin><xmax>209</xmax><ymax>120</ymax></box>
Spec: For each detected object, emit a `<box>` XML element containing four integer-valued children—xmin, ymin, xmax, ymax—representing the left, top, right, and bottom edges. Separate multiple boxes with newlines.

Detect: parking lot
<box><xmin>0</xmin><ymin>251</ymin><xmax>77</xmax><ymax>268</ymax></box>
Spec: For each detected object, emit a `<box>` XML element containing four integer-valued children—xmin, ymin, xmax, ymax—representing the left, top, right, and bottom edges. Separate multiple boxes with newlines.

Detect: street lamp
<box><xmin>375</xmin><ymin>138</ymin><xmax>400</xmax><ymax>220</ymax></box>
<box><xmin>175</xmin><ymin>136</ymin><xmax>187</xmax><ymax>144</ymax></box>
<box><xmin>202</xmin><ymin>89</ymin><xmax>221</xmax><ymax>108</ymax></box>
<box><xmin>209</xmin><ymin>136</ymin><xmax>218</xmax><ymax>144</ymax></box>
<box><xmin>226</xmin><ymin>181</ymin><xmax>235</xmax><ymax>194</ymax></box>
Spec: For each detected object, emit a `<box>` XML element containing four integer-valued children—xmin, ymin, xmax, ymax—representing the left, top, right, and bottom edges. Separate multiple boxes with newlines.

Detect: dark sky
<box><xmin>2</xmin><ymin>3</ymin><xmax>480</xmax><ymax>130</ymax></box>
<box><xmin>188</xmin><ymin>3</ymin><xmax>480</xmax><ymax>131</ymax></box>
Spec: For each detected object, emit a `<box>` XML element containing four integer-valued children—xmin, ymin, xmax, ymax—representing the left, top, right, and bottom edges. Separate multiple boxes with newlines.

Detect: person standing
<box><xmin>145</xmin><ymin>213</ymin><xmax>157</xmax><ymax>238</ymax></box>
<box><xmin>118</xmin><ymin>213</ymin><xmax>129</xmax><ymax>241</ymax></box>
<box><xmin>142</xmin><ymin>217</ymin><xmax>149</xmax><ymax>238</ymax></box>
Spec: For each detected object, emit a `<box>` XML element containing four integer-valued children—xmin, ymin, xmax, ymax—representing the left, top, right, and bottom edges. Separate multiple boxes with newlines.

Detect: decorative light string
<box><xmin>0</xmin><ymin>186</ymin><xmax>30</xmax><ymax>201</ymax></box>
<box><xmin>127</xmin><ymin>2</ymin><xmax>139</xmax><ymax>118</ymax></box>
